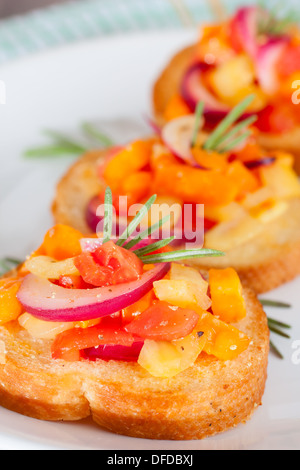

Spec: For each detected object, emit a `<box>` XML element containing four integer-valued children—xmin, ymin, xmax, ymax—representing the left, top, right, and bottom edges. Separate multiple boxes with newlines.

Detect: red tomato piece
<box><xmin>74</xmin><ymin>252</ymin><xmax>114</xmax><ymax>287</ymax></box>
<box><xmin>74</xmin><ymin>241</ymin><xmax>144</xmax><ymax>287</ymax></box>
<box><xmin>51</xmin><ymin>322</ymin><xmax>135</xmax><ymax>361</ymax></box>
<box><xmin>124</xmin><ymin>301</ymin><xmax>199</xmax><ymax>341</ymax></box>
<box><xmin>93</xmin><ymin>241</ymin><xmax>144</xmax><ymax>284</ymax></box>
<box><xmin>277</xmin><ymin>44</ymin><xmax>300</xmax><ymax>78</ymax></box>
<box><xmin>256</xmin><ymin>104</ymin><xmax>298</xmax><ymax>133</ymax></box>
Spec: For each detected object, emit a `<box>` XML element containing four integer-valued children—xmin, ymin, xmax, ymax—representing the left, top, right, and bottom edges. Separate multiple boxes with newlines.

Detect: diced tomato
<box><xmin>124</xmin><ymin>301</ymin><xmax>199</xmax><ymax>341</ymax></box>
<box><xmin>228</xmin><ymin>17</ymin><xmax>244</xmax><ymax>53</ymax></box>
<box><xmin>121</xmin><ymin>290</ymin><xmax>155</xmax><ymax>325</ymax></box>
<box><xmin>51</xmin><ymin>322</ymin><xmax>134</xmax><ymax>361</ymax></box>
<box><xmin>256</xmin><ymin>104</ymin><xmax>298</xmax><ymax>134</ymax></box>
<box><xmin>74</xmin><ymin>241</ymin><xmax>144</xmax><ymax>287</ymax></box>
<box><xmin>93</xmin><ymin>241</ymin><xmax>144</xmax><ymax>283</ymax></box>
<box><xmin>277</xmin><ymin>44</ymin><xmax>300</xmax><ymax>78</ymax></box>
<box><xmin>74</xmin><ymin>252</ymin><xmax>114</xmax><ymax>287</ymax></box>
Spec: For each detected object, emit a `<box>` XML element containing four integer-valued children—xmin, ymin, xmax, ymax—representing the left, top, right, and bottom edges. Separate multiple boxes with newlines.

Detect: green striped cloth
<box><xmin>0</xmin><ymin>0</ymin><xmax>298</xmax><ymax>65</ymax></box>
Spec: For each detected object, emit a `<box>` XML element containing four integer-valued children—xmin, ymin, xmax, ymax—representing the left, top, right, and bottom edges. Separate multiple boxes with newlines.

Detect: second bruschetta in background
<box><xmin>153</xmin><ymin>4</ymin><xmax>300</xmax><ymax>173</ymax></box>
<box><xmin>52</xmin><ymin>97</ymin><xmax>300</xmax><ymax>294</ymax></box>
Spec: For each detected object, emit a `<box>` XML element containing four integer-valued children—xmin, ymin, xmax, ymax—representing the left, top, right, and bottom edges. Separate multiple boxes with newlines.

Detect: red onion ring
<box><xmin>83</xmin><ymin>341</ymin><xmax>144</xmax><ymax>362</ymax></box>
<box><xmin>17</xmin><ymin>263</ymin><xmax>170</xmax><ymax>322</ymax></box>
<box><xmin>256</xmin><ymin>37</ymin><xmax>289</xmax><ymax>94</ymax></box>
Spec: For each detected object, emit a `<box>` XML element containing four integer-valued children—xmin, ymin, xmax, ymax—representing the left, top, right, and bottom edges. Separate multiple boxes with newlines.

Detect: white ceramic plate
<box><xmin>0</xmin><ymin>30</ymin><xmax>300</xmax><ymax>450</ymax></box>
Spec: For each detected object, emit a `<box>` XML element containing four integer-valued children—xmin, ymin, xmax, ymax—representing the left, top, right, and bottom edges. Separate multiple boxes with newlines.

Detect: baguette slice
<box><xmin>0</xmin><ymin>284</ymin><xmax>269</xmax><ymax>440</ymax></box>
<box><xmin>153</xmin><ymin>44</ymin><xmax>300</xmax><ymax>174</ymax></box>
<box><xmin>52</xmin><ymin>148</ymin><xmax>300</xmax><ymax>294</ymax></box>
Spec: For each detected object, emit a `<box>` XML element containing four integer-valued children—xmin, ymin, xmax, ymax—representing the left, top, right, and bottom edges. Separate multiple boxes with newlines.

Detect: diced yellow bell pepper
<box><xmin>209</xmin><ymin>268</ymin><xmax>247</xmax><ymax>323</ymax></box>
<box><xmin>138</xmin><ymin>321</ymin><xmax>207</xmax><ymax>378</ymax></box>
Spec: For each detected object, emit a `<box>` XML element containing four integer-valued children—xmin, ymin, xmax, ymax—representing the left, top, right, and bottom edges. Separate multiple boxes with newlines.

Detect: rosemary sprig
<box><xmin>203</xmin><ymin>95</ymin><xmax>255</xmax><ymax>153</ymax></box>
<box><xmin>116</xmin><ymin>195</ymin><xmax>157</xmax><ymax>247</ymax></box>
<box><xmin>257</xmin><ymin>1</ymin><xmax>300</xmax><ymax>36</ymax></box>
<box><xmin>81</xmin><ymin>122</ymin><xmax>114</xmax><ymax>147</ymax></box>
<box><xmin>268</xmin><ymin>322</ymin><xmax>290</xmax><ymax>339</ymax></box>
<box><xmin>140</xmin><ymin>248</ymin><xmax>224</xmax><ymax>264</ymax></box>
<box><xmin>101</xmin><ymin>186</ymin><xmax>224</xmax><ymax>262</ymax></box>
<box><xmin>191</xmin><ymin>101</ymin><xmax>205</xmax><ymax>148</ymax></box>
<box><xmin>0</xmin><ymin>257</ymin><xmax>22</xmax><ymax>276</ymax></box>
<box><xmin>102</xmin><ymin>187</ymin><xmax>113</xmax><ymax>244</ymax></box>
<box><xmin>133</xmin><ymin>237</ymin><xmax>175</xmax><ymax>257</ymax></box>
<box><xmin>269</xmin><ymin>340</ymin><xmax>284</xmax><ymax>360</ymax></box>
<box><xmin>25</xmin><ymin>123</ymin><xmax>114</xmax><ymax>158</ymax></box>
<box><xmin>260</xmin><ymin>299</ymin><xmax>291</xmax><ymax>308</ymax></box>
<box><xmin>122</xmin><ymin>215</ymin><xmax>171</xmax><ymax>251</ymax></box>
<box><xmin>261</xmin><ymin>298</ymin><xmax>292</xmax><ymax>359</ymax></box>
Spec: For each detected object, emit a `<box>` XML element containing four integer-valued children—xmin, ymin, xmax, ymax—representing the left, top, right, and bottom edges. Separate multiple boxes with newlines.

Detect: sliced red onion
<box><xmin>244</xmin><ymin>157</ymin><xmax>276</xmax><ymax>169</ymax></box>
<box><xmin>83</xmin><ymin>341</ymin><xmax>144</xmax><ymax>362</ymax></box>
<box><xmin>181</xmin><ymin>62</ymin><xmax>230</xmax><ymax>116</ymax></box>
<box><xmin>231</xmin><ymin>6</ymin><xmax>261</xmax><ymax>58</ymax></box>
<box><xmin>85</xmin><ymin>195</ymin><xmax>128</xmax><ymax>235</ymax></box>
<box><xmin>86</xmin><ymin>195</ymin><xmax>103</xmax><ymax>233</ymax></box>
<box><xmin>143</xmin><ymin>114</ymin><xmax>162</xmax><ymax>136</ymax></box>
<box><xmin>256</xmin><ymin>37</ymin><xmax>289</xmax><ymax>94</ymax></box>
<box><xmin>161</xmin><ymin>114</ymin><xmax>201</xmax><ymax>166</ymax></box>
<box><xmin>17</xmin><ymin>263</ymin><xmax>170</xmax><ymax>322</ymax></box>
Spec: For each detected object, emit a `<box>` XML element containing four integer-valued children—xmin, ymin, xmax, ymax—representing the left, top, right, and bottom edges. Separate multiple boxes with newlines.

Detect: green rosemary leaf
<box><xmin>133</xmin><ymin>237</ymin><xmax>175</xmax><ymax>257</ymax></box>
<box><xmin>42</xmin><ymin>130</ymin><xmax>87</xmax><ymax>152</ymax></box>
<box><xmin>214</xmin><ymin>115</ymin><xmax>257</xmax><ymax>151</ymax></box>
<box><xmin>268</xmin><ymin>324</ymin><xmax>291</xmax><ymax>339</ymax></box>
<box><xmin>267</xmin><ymin>317</ymin><xmax>291</xmax><ymax>330</ymax></box>
<box><xmin>116</xmin><ymin>194</ymin><xmax>157</xmax><ymax>247</ymax></box>
<box><xmin>191</xmin><ymin>101</ymin><xmax>205</xmax><ymax>148</ymax></box>
<box><xmin>203</xmin><ymin>94</ymin><xmax>255</xmax><ymax>151</ymax></box>
<box><xmin>102</xmin><ymin>187</ymin><xmax>113</xmax><ymax>244</ymax></box>
<box><xmin>260</xmin><ymin>299</ymin><xmax>291</xmax><ymax>308</ymax></box>
<box><xmin>0</xmin><ymin>257</ymin><xmax>22</xmax><ymax>276</ymax></box>
<box><xmin>270</xmin><ymin>340</ymin><xmax>284</xmax><ymax>360</ymax></box>
<box><xmin>217</xmin><ymin>130</ymin><xmax>252</xmax><ymax>154</ymax></box>
<box><xmin>122</xmin><ymin>215</ymin><xmax>171</xmax><ymax>251</ymax></box>
<box><xmin>140</xmin><ymin>248</ymin><xmax>224</xmax><ymax>264</ymax></box>
<box><xmin>82</xmin><ymin>122</ymin><xmax>114</xmax><ymax>147</ymax></box>
<box><xmin>24</xmin><ymin>145</ymin><xmax>85</xmax><ymax>158</ymax></box>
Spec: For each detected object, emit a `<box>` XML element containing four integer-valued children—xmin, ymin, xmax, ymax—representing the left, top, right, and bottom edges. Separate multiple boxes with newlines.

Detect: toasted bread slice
<box><xmin>52</xmin><ymin>148</ymin><xmax>300</xmax><ymax>294</ymax></box>
<box><xmin>153</xmin><ymin>45</ymin><xmax>300</xmax><ymax>173</ymax></box>
<box><xmin>0</xmin><ymin>285</ymin><xmax>269</xmax><ymax>440</ymax></box>
<box><xmin>52</xmin><ymin>150</ymin><xmax>108</xmax><ymax>234</ymax></box>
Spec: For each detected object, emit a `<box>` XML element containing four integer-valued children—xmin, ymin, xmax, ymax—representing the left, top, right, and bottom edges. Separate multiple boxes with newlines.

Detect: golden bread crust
<box><xmin>0</xmin><ymin>288</ymin><xmax>269</xmax><ymax>440</ymax></box>
<box><xmin>52</xmin><ymin>149</ymin><xmax>108</xmax><ymax>234</ymax></box>
<box><xmin>152</xmin><ymin>44</ymin><xmax>196</xmax><ymax>126</ymax></box>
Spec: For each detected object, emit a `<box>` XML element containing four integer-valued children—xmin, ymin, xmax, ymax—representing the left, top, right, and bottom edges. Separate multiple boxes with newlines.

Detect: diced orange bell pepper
<box><xmin>0</xmin><ymin>278</ymin><xmax>23</xmax><ymax>324</ymax></box>
<box><xmin>122</xmin><ymin>171</ymin><xmax>152</xmax><ymax>203</ymax></box>
<box><xmin>121</xmin><ymin>290</ymin><xmax>155</xmax><ymax>325</ymax></box>
<box><xmin>233</xmin><ymin>138</ymin><xmax>262</xmax><ymax>163</ymax></box>
<box><xmin>197</xmin><ymin>310</ymin><xmax>250</xmax><ymax>361</ymax></box>
<box><xmin>208</xmin><ymin>268</ymin><xmax>247</xmax><ymax>323</ymax></box>
<box><xmin>150</xmin><ymin>150</ymin><xmax>178</xmax><ymax>172</ymax></box>
<box><xmin>226</xmin><ymin>160</ymin><xmax>260</xmax><ymax>200</ymax></box>
<box><xmin>163</xmin><ymin>93</ymin><xmax>191</xmax><ymax>122</ymax></box>
<box><xmin>153</xmin><ymin>162</ymin><xmax>238</xmax><ymax>206</ymax></box>
<box><xmin>191</xmin><ymin>147</ymin><xmax>229</xmax><ymax>171</ymax></box>
<box><xmin>103</xmin><ymin>140</ymin><xmax>154</xmax><ymax>192</ymax></box>
<box><xmin>39</xmin><ymin>224</ymin><xmax>83</xmax><ymax>261</ymax></box>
